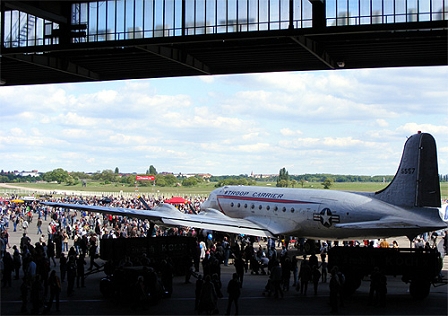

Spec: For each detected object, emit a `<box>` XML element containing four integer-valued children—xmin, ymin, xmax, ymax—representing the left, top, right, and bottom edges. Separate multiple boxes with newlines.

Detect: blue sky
<box><xmin>0</xmin><ymin>66</ymin><xmax>447</xmax><ymax>176</ymax></box>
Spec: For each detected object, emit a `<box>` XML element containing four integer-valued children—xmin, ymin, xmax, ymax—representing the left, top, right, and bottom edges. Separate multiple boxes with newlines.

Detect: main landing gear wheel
<box><xmin>409</xmin><ymin>279</ymin><xmax>431</xmax><ymax>300</ymax></box>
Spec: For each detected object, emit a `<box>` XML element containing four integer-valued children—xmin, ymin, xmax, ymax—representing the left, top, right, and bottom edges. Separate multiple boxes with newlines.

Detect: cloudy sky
<box><xmin>1</xmin><ymin>66</ymin><xmax>447</xmax><ymax>176</ymax></box>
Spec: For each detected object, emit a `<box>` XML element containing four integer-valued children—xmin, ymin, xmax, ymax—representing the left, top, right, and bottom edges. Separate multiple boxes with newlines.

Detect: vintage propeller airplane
<box><xmin>42</xmin><ymin>132</ymin><xmax>447</xmax><ymax>241</ymax></box>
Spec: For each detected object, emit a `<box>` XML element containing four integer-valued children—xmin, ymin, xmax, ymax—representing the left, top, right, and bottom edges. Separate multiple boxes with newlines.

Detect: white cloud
<box><xmin>376</xmin><ymin>119</ymin><xmax>389</xmax><ymax>127</ymax></box>
<box><xmin>280</xmin><ymin>128</ymin><xmax>303</xmax><ymax>136</ymax></box>
<box><xmin>397</xmin><ymin>123</ymin><xmax>448</xmax><ymax>135</ymax></box>
<box><xmin>1</xmin><ymin>66</ymin><xmax>447</xmax><ymax>175</ymax></box>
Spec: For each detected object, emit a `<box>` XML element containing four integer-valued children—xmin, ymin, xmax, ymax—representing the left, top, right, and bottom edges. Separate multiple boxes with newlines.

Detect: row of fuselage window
<box><xmin>229</xmin><ymin>202</ymin><xmax>296</xmax><ymax>213</ymax></box>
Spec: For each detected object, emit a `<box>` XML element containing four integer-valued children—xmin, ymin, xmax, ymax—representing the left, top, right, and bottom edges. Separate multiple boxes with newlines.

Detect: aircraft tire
<box><xmin>303</xmin><ymin>239</ymin><xmax>319</xmax><ymax>254</ymax></box>
<box><xmin>409</xmin><ymin>279</ymin><xmax>431</xmax><ymax>300</ymax></box>
<box><xmin>100</xmin><ymin>277</ymin><xmax>114</xmax><ymax>298</ymax></box>
<box><xmin>343</xmin><ymin>274</ymin><xmax>362</xmax><ymax>296</ymax></box>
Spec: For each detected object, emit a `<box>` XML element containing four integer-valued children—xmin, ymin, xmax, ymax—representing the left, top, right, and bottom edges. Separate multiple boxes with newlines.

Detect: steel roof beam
<box><xmin>138</xmin><ymin>45</ymin><xmax>211</xmax><ymax>75</ymax></box>
<box><xmin>4</xmin><ymin>54</ymin><xmax>100</xmax><ymax>81</ymax></box>
<box><xmin>291</xmin><ymin>35</ymin><xmax>336</xmax><ymax>69</ymax></box>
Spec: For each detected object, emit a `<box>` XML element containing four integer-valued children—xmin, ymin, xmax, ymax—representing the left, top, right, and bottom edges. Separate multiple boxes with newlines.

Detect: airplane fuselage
<box><xmin>201</xmin><ymin>185</ymin><xmax>445</xmax><ymax>240</ymax></box>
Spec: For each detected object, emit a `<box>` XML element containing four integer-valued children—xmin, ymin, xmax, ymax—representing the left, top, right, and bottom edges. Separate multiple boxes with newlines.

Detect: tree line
<box><xmin>1</xmin><ymin>167</ymin><xmax>447</xmax><ymax>189</ymax></box>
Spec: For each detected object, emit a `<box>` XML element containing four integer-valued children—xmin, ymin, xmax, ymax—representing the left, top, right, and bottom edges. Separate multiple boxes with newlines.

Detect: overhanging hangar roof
<box><xmin>1</xmin><ymin>1</ymin><xmax>447</xmax><ymax>86</ymax></box>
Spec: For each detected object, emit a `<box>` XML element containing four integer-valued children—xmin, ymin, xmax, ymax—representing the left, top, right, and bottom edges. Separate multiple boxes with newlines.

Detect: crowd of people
<box><xmin>0</xmin><ymin>194</ymin><xmax>447</xmax><ymax>315</ymax></box>
<box><xmin>0</xmin><ymin>195</ymin><xmax>204</xmax><ymax>314</ymax></box>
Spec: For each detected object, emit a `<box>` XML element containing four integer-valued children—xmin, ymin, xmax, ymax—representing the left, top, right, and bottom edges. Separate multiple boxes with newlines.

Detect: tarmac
<box><xmin>1</xmin><ymin>216</ymin><xmax>447</xmax><ymax>316</ymax></box>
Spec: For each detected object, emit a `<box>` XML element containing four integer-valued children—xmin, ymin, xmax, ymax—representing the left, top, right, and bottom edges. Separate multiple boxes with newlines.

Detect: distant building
<box><xmin>178</xmin><ymin>173</ymin><xmax>212</xmax><ymax>179</ymax></box>
<box><xmin>159</xmin><ymin>172</ymin><xmax>174</xmax><ymax>176</ymax></box>
<box><xmin>248</xmin><ymin>171</ymin><xmax>276</xmax><ymax>179</ymax></box>
<box><xmin>14</xmin><ymin>170</ymin><xmax>40</xmax><ymax>177</ymax></box>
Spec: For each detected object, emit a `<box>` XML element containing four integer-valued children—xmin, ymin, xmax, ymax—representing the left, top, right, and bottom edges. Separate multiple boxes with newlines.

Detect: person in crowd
<box><xmin>2</xmin><ymin>251</ymin><xmax>13</xmax><ymax>287</ymax></box>
<box><xmin>46</xmin><ymin>240</ymin><xmax>56</xmax><ymax>267</ymax></box>
<box><xmin>13</xmin><ymin>215</ymin><xmax>19</xmax><ymax>232</ymax></box>
<box><xmin>226</xmin><ymin>273</ymin><xmax>241</xmax><ymax>315</ymax></box>
<box><xmin>194</xmin><ymin>274</ymin><xmax>204</xmax><ymax>312</ymax></box>
<box><xmin>291</xmin><ymin>255</ymin><xmax>298</xmax><ymax>286</ymax></box>
<box><xmin>68</xmin><ymin>246</ymin><xmax>77</xmax><ymax>258</ymax></box>
<box><xmin>132</xmin><ymin>275</ymin><xmax>147</xmax><ymax>311</ymax></box>
<box><xmin>183</xmin><ymin>253</ymin><xmax>194</xmax><ymax>284</ymax></box>
<box><xmin>369</xmin><ymin>266</ymin><xmax>387</xmax><ymax>306</ymax></box>
<box><xmin>299</xmin><ymin>259</ymin><xmax>311</xmax><ymax>295</ymax></box>
<box><xmin>20</xmin><ymin>233</ymin><xmax>31</xmax><ymax>253</ymax></box>
<box><xmin>212</xmin><ymin>273</ymin><xmax>223</xmax><ymax>298</ymax></box>
<box><xmin>281</xmin><ymin>255</ymin><xmax>291</xmax><ymax>291</ymax></box>
<box><xmin>44</xmin><ymin>269</ymin><xmax>61</xmax><ymax>313</ymax></box>
<box><xmin>270</xmin><ymin>260</ymin><xmax>283</xmax><ymax>299</ymax></box>
<box><xmin>12</xmin><ymin>245</ymin><xmax>21</xmax><ymax>279</ymax></box>
<box><xmin>53</xmin><ymin>230</ymin><xmax>63</xmax><ymax>258</ymax></box>
<box><xmin>2</xmin><ymin>229</ymin><xmax>10</xmax><ymax>249</ymax></box>
<box><xmin>30</xmin><ymin>274</ymin><xmax>44</xmax><ymax>315</ymax></box>
<box><xmin>379</xmin><ymin>238</ymin><xmax>390</xmax><ymax>248</ymax></box>
<box><xmin>62</xmin><ymin>230</ymin><xmax>69</xmax><ymax>252</ymax></box>
<box><xmin>308</xmin><ymin>252</ymin><xmax>318</xmax><ymax>269</ymax></box>
<box><xmin>222</xmin><ymin>237</ymin><xmax>231</xmax><ymax>266</ymax></box>
<box><xmin>47</xmin><ymin>222</ymin><xmax>54</xmax><ymax>242</ymax></box>
<box><xmin>22</xmin><ymin>219</ymin><xmax>29</xmax><ymax>234</ymax></box>
<box><xmin>332</xmin><ymin>266</ymin><xmax>345</xmax><ymax>309</ymax></box>
<box><xmin>197</xmin><ymin>274</ymin><xmax>218</xmax><ymax>315</ymax></box>
<box><xmin>320</xmin><ymin>253</ymin><xmax>328</xmax><ymax>283</ymax></box>
<box><xmin>37</xmin><ymin>217</ymin><xmax>43</xmax><ymax>235</ymax></box>
<box><xmin>329</xmin><ymin>267</ymin><xmax>341</xmax><ymax>314</ymax></box>
<box><xmin>25</xmin><ymin>256</ymin><xmax>36</xmax><ymax>281</ymax></box>
<box><xmin>312</xmin><ymin>265</ymin><xmax>321</xmax><ymax>295</ymax></box>
<box><xmin>39</xmin><ymin>234</ymin><xmax>46</xmax><ymax>245</ymax></box>
<box><xmin>1</xmin><ymin>230</ymin><xmax>10</xmax><ymax>255</ymax></box>
<box><xmin>20</xmin><ymin>276</ymin><xmax>29</xmax><ymax>313</ymax></box>
<box><xmin>259</xmin><ymin>252</ymin><xmax>269</xmax><ymax>275</ymax></box>
<box><xmin>76</xmin><ymin>253</ymin><xmax>86</xmax><ymax>288</ymax></box>
<box><xmin>66</xmin><ymin>255</ymin><xmax>76</xmax><ymax>296</ymax></box>
<box><xmin>199</xmin><ymin>240</ymin><xmax>207</xmax><ymax>260</ymax></box>
<box><xmin>160</xmin><ymin>258</ymin><xmax>173</xmax><ymax>297</ymax></box>
<box><xmin>233</xmin><ymin>253</ymin><xmax>245</xmax><ymax>288</ymax></box>
<box><xmin>88</xmin><ymin>233</ymin><xmax>100</xmax><ymax>270</ymax></box>
<box><xmin>59</xmin><ymin>252</ymin><xmax>67</xmax><ymax>282</ymax></box>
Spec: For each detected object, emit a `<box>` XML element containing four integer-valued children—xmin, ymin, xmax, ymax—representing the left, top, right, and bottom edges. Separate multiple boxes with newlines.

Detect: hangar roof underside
<box><xmin>1</xmin><ymin>0</ymin><xmax>447</xmax><ymax>86</ymax></box>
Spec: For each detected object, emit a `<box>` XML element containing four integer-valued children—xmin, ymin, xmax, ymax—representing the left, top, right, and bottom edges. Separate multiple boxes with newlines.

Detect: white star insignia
<box><xmin>321</xmin><ymin>209</ymin><xmax>332</xmax><ymax>226</ymax></box>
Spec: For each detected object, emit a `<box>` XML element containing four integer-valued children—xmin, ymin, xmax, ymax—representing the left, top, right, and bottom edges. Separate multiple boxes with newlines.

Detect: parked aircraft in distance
<box><xmin>42</xmin><ymin>132</ymin><xmax>447</xmax><ymax>241</ymax></box>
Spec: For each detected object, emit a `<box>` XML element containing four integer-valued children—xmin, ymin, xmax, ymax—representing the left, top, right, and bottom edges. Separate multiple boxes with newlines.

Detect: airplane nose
<box><xmin>200</xmin><ymin>197</ymin><xmax>212</xmax><ymax>210</ymax></box>
<box><xmin>201</xmin><ymin>190</ymin><xmax>218</xmax><ymax>210</ymax></box>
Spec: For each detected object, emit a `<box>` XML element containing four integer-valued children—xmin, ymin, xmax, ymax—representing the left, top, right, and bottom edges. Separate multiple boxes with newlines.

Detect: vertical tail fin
<box><xmin>375</xmin><ymin>132</ymin><xmax>441</xmax><ymax>208</ymax></box>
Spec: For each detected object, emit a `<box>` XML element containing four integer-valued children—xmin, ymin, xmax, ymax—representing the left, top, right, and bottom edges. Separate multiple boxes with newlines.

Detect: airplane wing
<box><xmin>41</xmin><ymin>202</ymin><xmax>274</xmax><ymax>237</ymax></box>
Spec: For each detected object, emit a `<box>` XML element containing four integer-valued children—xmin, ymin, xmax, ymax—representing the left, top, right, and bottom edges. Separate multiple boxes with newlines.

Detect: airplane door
<box><xmin>306</xmin><ymin>207</ymin><xmax>314</xmax><ymax>220</ymax></box>
<box><xmin>304</xmin><ymin>207</ymin><xmax>321</xmax><ymax>231</ymax></box>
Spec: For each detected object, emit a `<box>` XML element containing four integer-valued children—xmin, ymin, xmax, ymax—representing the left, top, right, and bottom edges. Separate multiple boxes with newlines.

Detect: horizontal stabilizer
<box><xmin>335</xmin><ymin>216</ymin><xmax>447</xmax><ymax>231</ymax></box>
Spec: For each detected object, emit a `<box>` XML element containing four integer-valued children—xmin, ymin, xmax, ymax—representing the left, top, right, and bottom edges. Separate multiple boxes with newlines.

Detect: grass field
<box><xmin>2</xmin><ymin>181</ymin><xmax>447</xmax><ymax>200</ymax></box>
